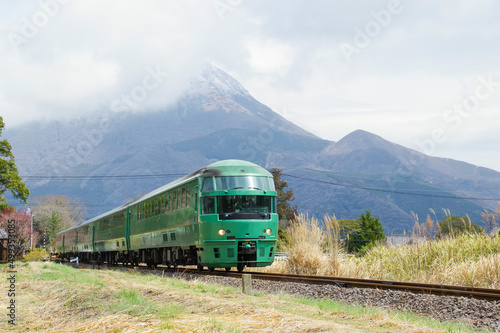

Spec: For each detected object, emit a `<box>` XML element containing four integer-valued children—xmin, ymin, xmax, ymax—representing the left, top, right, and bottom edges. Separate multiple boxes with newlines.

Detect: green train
<box><xmin>54</xmin><ymin>160</ymin><xmax>279</xmax><ymax>272</ymax></box>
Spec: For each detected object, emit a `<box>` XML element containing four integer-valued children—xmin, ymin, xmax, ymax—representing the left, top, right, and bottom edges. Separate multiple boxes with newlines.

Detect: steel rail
<box><xmin>194</xmin><ymin>269</ymin><xmax>500</xmax><ymax>301</ymax></box>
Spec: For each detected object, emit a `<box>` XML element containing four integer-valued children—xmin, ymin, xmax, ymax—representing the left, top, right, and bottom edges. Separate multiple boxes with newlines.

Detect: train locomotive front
<box><xmin>196</xmin><ymin>160</ymin><xmax>278</xmax><ymax>272</ymax></box>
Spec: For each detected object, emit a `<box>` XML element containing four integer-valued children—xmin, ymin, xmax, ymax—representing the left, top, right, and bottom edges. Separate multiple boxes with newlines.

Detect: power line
<box><xmin>16</xmin><ymin>170</ymin><xmax>500</xmax><ymax>204</ymax></box>
<box><xmin>23</xmin><ymin>173</ymin><xmax>184</xmax><ymax>180</ymax></box>
<box><xmin>282</xmin><ymin>173</ymin><xmax>500</xmax><ymax>202</ymax></box>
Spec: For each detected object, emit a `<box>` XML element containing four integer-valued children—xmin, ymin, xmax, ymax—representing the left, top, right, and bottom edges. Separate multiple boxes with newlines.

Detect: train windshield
<box><xmin>201</xmin><ymin>195</ymin><xmax>275</xmax><ymax>219</ymax></box>
<box><xmin>214</xmin><ymin>176</ymin><xmax>274</xmax><ymax>191</ymax></box>
<box><xmin>217</xmin><ymin>195</ymin><xmax>273</xmax><ymax>219</ymax></box>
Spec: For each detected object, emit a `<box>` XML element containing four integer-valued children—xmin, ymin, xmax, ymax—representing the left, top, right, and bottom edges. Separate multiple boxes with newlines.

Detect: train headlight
<box><xmin>266</xmin><ymin>228</ymin><xmax>272</xmax><ymax>235</ymax></box>
<box><xmin>218</xmin><ymin>229</ymin><xmax>226</xmax><ymax>236</ymax></box>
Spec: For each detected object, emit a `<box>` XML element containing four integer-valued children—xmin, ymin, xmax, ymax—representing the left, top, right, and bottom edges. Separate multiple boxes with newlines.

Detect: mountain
<box><xmin>4</xmin><ymin>64</ymin><xmax>500</xmax><ymax>231</ymax></box>
<box><xmin>291</xmin><ymin>130</ymin><xmax>499</xmax><ymax>231</ymax></box>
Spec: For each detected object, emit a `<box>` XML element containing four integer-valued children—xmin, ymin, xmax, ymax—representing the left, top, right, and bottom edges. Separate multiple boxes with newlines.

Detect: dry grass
<box><xmin>0</xmin><ymin>262</ymin><xmax>466</xmax><ymax>332</ymax></box>
<box><xmin>258</xmin><ymin>214</ymin><xmax>342</xmax><ymax>276</ymax></box>
<box><xmin>257</xmin><ymin>215</ymin><xmax>500</xmax><ymax>289</ymax></box>
<box><xmin>342</xmin><ymin>234</ymin><xmax>500</xmax><ymax>288</ymax></box>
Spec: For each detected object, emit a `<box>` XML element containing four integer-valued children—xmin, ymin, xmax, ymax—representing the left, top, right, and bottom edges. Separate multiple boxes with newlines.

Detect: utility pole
<box><xmin>31</xmin><ymin>213</ymin><xmax>34</xmax><ymax>251</ymax></box>
<box><xmin>27</xmin><ymin>207</ymin><xmax>34</xmax><ymax>251</ymax></box>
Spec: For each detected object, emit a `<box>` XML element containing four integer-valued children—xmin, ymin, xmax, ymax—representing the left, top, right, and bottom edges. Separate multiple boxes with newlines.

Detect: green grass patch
<box><xmin>109</xmin><ymin>289</ymin><xmax>184</xmax><ymax>319</ymax></box>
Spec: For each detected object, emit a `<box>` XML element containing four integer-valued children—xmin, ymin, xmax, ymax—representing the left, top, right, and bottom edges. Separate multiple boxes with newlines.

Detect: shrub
<box><xmin>25</xmin><ymin>248</ymin><xmax>49</xmax><ymax>261</ymax></box>
<box><xmin>347</xmin><ymin>211</ymin><xmax>386</xmax><ymax>254</ymax></box>
<box><xmin>438</xmin><ymin>215</ymin><xmax>483</xmax><ymax>237</ymax></box>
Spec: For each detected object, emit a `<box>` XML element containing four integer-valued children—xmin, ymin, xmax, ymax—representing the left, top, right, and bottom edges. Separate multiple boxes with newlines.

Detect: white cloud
<box><xmin>246</xmin><ymin>38</ymin><xmax>295</xmax><ymax>73</ymax></box>
<box><xmin>0</xmin><ymin>0</ymin><xmax>499</xmax><ymax>171</ymax></box>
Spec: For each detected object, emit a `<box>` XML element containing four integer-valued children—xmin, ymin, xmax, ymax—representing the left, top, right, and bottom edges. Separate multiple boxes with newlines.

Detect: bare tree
<box><xmin>32</xmin><ymin>195</ymin><xmax>86</xmax><ymax>245</ymax></box>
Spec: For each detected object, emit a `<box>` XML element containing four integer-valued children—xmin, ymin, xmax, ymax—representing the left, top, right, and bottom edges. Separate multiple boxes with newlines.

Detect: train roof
<box><xmin>58</xmin><ymin>160</ymin><xmax>271</xmax><ymax>234</ymax></box>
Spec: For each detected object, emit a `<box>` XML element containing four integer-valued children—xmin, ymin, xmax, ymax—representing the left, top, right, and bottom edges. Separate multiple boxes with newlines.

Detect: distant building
<box><xmin>386</xmin><ymin>235</ymin><xmax>425</xmax><ymax>247</ymax></box>
<box><xmin>0</xmin><ymin>228</ymin><xmax>8</xmax><ymax>262</ymax></box>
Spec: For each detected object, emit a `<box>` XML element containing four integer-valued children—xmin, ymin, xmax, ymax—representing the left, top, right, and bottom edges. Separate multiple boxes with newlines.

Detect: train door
<box><xmin>193</xmin><ymin>186</ymin><xmax>199</xmax><ymax>235</ymax></box>
<box><xmin>194</xmin><ymin>188</ymin><xmax>199</xmax><ymax>224</ymax></box>
<box><xmin>92</xmin><ymin>225</ymin><xmax>95</xmax><ymax>252</ymax></box>
<box><xmin>126</xmin><ymin>207</ymin><xmax>131</xmax><ymax>251</ymax></box>
<box><xmin>62</xmin><ymin>235</ymin><xmax>65</xmax><ymax>253</ymax></box>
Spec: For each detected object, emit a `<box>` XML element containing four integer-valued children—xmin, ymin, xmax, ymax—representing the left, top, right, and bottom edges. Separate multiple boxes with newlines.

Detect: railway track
<box><xmin>73</xmin><ymin>261</ymin><xmax>500</xmax><ymax>301</ymax></box>
<box><xmin>187</xmin><ymin>269</ymin><xmax>500</xmax><ymax>301</ymax></box>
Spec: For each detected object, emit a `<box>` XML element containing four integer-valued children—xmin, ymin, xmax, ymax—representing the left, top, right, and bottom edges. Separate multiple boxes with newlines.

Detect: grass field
<box><xmin>0</xmin><ymin>262</ymin><xmax>488</xmax><ymax>332</ymax></box>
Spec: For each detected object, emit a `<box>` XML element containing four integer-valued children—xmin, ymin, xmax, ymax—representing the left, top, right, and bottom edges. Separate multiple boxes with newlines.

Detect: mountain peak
<box><xmin>190</xmin><ymin>63</ymin><xmax>251</xmax><ymax>99</ymax></box>
<box><xmin>339</xmin><ymin>129</ymin><xmax>387</xmax><ymax>147</ymax></box>
<box><xmin>323</xmin><ymin>129</ymin><xmax>389</xmax><ymax>155</ymax></box>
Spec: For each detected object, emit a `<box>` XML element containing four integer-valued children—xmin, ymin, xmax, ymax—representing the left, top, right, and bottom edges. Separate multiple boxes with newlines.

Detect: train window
<box><xmin>181</xmin><ymin>188</ymin><xmax>186</xmax><ymax>208</ymax></box>
<box><xmin>170</xmin><ymin>233</ymin><xmax>176</xmax><ymax>241</ymax></box>
<box><xmin>177</xmin><ymin>189</ymin><xmax>181</xmax><ymax>210</ymax></box>
<box><xmin>186</xmin><ymin>186</ymin><xmax>190</xmax><ymax>207</ymax></box>
<box><xmin>203</xmin><ymin>177</ymin><xmax>214</xmax><ymax>191</ymax></box>
<box><xmin>172</xmin><ymin>191</ymin><xmax>177</xmax><ymax>211</ymax></box>
<box><xmin>201</xmin><ymin>197</ymin><xmax>215</xmax><ymax>214</ymax></box>
<box><xmin>163</xmin><ymin>233</ymin><xmax>168</xmax><ymax>242</ymax></box>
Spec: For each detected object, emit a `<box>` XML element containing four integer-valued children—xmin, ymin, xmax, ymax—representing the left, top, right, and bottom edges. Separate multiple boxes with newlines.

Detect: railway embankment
<box><xmin>2</xmin><ymin>261</ymin><xmax>496</xmax><ymax>332</ymax></box>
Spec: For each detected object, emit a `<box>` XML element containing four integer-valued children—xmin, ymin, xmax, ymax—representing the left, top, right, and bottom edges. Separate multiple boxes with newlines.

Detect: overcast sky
<box><xmin>1</xmin><ymin>0</ymin><xmax>499</xmax><ymax>171</ymax></box>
